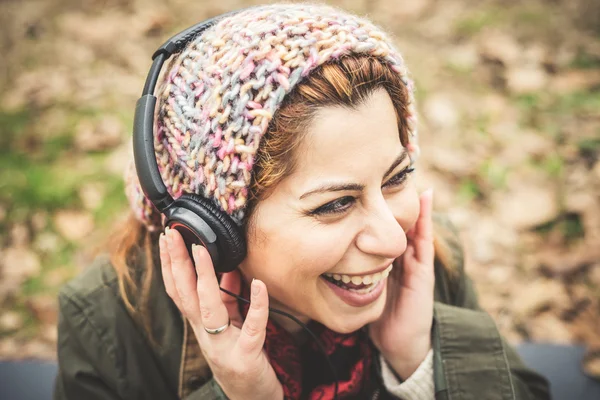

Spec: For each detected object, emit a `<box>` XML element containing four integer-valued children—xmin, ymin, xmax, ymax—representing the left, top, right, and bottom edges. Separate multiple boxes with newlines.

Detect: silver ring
<box><xmin>203</xmin><ymin>319</ymin><xmax>230</xmax><ymax>335</ymax></box>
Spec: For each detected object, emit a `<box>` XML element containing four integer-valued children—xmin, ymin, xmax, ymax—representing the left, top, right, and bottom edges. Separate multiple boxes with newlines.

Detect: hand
<box><xmin>159</xmin><ymin>228</ymin><xmax>283</xmax><ymax>400</ymax></box>
<box><xmin>368</xmin><ymin>189</ymin><xmax>435</xmax><ymax>380</ymax></box>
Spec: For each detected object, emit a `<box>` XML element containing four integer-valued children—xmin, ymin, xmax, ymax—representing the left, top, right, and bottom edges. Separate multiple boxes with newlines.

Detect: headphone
<box><xmin>132</xmin><ymin>9</ymin><xmax>251</xmax><ymax>274</ymax></box>
<box><xmin>133</xmin><ymin>10</ymin><xmax>342</xmax><ymax>397</ymax></box>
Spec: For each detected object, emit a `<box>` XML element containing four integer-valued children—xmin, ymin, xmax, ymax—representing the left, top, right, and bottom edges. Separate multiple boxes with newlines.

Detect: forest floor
<box><xmin>0</xmin><ymin>0</ymin><xmax>599</xmax><ymax>378</ymax></box>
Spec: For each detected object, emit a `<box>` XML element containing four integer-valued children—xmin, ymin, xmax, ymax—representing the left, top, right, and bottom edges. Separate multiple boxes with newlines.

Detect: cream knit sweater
<box><xmin>380</xmin><ymin>349</ymin><xmax>435</xmax><ymax>399</ymax></box>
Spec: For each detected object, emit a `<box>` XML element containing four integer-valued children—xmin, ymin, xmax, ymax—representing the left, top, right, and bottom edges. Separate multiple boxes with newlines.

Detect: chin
<box><xmin>319</xmin><ymin>301</ymin><xmax>386</xmax><ymax>334</ymax></box>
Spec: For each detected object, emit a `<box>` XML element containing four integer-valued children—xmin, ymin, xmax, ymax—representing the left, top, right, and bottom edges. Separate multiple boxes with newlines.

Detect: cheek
<box><xmin>390</xmin><ymin>185</ymin><xmax>420</xmax><ymax>231</ymax></box>
<box><xmin>242</xmin><ymin>221</ymin><xmax>349</xmax><ymax>284</ymax></box>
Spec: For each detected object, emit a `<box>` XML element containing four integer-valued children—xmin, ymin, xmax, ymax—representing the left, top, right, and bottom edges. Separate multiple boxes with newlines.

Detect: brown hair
<box><xmin>108</xmin><ymin>55</ymin><xmax>456</xmax><ymax>339</ymax></box>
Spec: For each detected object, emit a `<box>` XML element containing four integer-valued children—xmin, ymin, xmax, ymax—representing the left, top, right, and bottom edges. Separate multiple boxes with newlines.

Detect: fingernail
<box><xmin>422</xmin><ymin>188</ymin><xmax>434</xmax><ymax>202</ymax></box>
<box><xmin>251</xmin><ymin>278</ymin><xmax>260</xmax><ymax>297</ymax></box>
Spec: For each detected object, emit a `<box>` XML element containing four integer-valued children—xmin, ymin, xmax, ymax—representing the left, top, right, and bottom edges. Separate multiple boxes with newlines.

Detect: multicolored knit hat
<box><xmin>125</xmin><ymin>3</ymin><xmax>420</xmax><ymax>232</ymax></box>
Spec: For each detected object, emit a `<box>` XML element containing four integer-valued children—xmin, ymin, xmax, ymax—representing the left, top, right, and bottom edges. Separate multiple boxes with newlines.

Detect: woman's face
<box><xmin>239</xmin><ymin>88</ymin><xmax>420</xmax><ymax>334</ymax></box>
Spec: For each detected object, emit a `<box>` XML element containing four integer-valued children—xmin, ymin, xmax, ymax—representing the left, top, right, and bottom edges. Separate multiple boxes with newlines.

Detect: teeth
<box><xmin>324</xmin><ymin>264</ymin><xmax>393</xmax><ymax>285</ymax></box>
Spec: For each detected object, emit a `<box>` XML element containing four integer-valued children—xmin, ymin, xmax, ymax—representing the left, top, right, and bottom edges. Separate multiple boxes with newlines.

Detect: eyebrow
<box><xmin>299</xmin><ymin>149</ymin><xmax>408</xmax><ymax>200</ymax></box>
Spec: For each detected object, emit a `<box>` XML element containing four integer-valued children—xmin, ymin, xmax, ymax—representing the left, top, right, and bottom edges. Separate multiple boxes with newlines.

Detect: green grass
<box><xmin>0</xmin><ymin>109</ymin><xmax>30</xmax><ymax>140</ymax></box>
<box><xmin>475</xmin><ymin>114</ymin><xmax>492</xmax><ymax>137</ymax></box>
<box><xmin>578</xmin><ymin>137</ymin><xmax>600</xmax><ymax>152</ymax></box>
<box><xmin>555</xmin><ymin>90</ymin><xmax>600</xmax><ymax>115</ymax></box>
<box><xmin>0</xmin><ymin>152</ymin><xmax>82</xmax><ymax>212</ymax></box>
<box><xmin>0</xmin><ymin>303</ymin><xmax>40</xmax><ymax>338</ymax></box>
<box><xmin>455</xmin><ymin>9</ymin><xmax>503</xmax><ymax>37</ymax></box>
<box><xmin>540</xmin><ymin>153</ymin><xmax>564</xmax><ymax>179</ymax></box>
<box><xmin>21</xmin><ymin>241</ymin><xmax>77</xmax><ymax>297</ymax></box>
<box><xmin>93</xmin><ymin>176</ymin><xmax>128</xmax><ymax>227</ymax></box>
<box><xmin>453</xmin><ymin>4</ymin><xmax>555</xmax><ymax>39</ymax></box>
<box><xmin>457</xmin><ymin>178</ymin><xmax>483</xmax><ymax>203</ymax></box>
<box><xmin>571</xmin><ymin>49</ymin><xmax>600</xmax><ymax>69</ymax></box>
<box><xmin>534</xmin><ymin>212</ymin><xmax>585</xmax><ymax>244</ymax></box>
<box><xmin>577</xmin><ymin>137</ymin><xmax>600</xmax><ymax>167</ymax></box>
<box><xmin>479</xmin><ymin>160</ymin><xmax>509</xmax><ymax>190</ymax></box>
<box><xmin>514</xmin><ymin>89</ymin><xmax>600</xmax><ymax>138</ymax></box>
<box><xmin>20</xmin><ymin>275</ymin><xmax>47</xmax><ymax>298</ymax></box>
<box><xmin>0</xmin><ymin>104</ymin><xmax>131</xmax><ymax>221</ymax></box>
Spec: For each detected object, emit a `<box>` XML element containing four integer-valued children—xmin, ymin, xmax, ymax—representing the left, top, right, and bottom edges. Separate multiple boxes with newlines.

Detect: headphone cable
<box><xmin>219</xmin><ymin>287</ymin><xmax>339</xmax><ymax>400</ymax></box>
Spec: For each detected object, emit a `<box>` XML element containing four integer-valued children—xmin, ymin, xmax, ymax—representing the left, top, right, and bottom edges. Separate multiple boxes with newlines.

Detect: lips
<box><xmin>320</xmin><ymin>274</ymin><xmax>386</xmax><ymax>307</ymax></box>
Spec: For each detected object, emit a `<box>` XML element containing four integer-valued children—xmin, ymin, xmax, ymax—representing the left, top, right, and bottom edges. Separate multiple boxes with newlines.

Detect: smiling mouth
<box><xmin>320</xmin><ymin>264</ymin><xmax>392</xmax><ymax>292</ymax></box>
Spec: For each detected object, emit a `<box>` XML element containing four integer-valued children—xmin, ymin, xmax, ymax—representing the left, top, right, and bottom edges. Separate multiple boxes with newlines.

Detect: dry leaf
<box><xmin>428</xmin><ymin>147</ymin><xmax>475</xmax><ymax>176</ymax></box>
<box><xmin>511</xmin><ymin>279</ymin><xmax>568</xmax><ymax>317</ymax></box>
<box><xmin>423</xmin><ymin>94</ymin><xmax>460</xmax><ymax>129</ymax></box>
<box><xmin>53</xmin><ymin>210</ymin><xmax>95</xmax><ymax>242</ymax></box>
<box><xmin>583</xmin><ymin>351</ymin><xmax>600</xmax><ymax>379</ymax></box>
<box><xmin>527</xmin><ymin>312</ymin><xmax>573</xmax><ymax>344</ymax></box>
<box><xmin>0</xmin><ymin>247</ymin><xmax>41</xmax><ymax>287</ymax></box>
<box><xmin>30</xmin><ymin>211</ymin><xmax>49</xmax><ymax>233</ymax></box>
<box><xmin>551</xmin><ymin>69</ymin><xmax>600</xmax><ymax>93</ymax></box>
<box><xmin>41</xmin><ymin>324</ymin><xmax>58</xmax><ymax>344</ymax></box>
<box><xmin>478</xmin><ymin>31</ymin><xmax>521</xmax><ymax>66</ymax></box>
<box><xmin>9</xmin><ymin>224</ymin><xmax>29</xmax><ymax>247</ymax></box>
<box><xmin>43</xmin><ymin>267</ymin><xmax>73</xmax><ymax>288</ymax></box>
<box><xmin>493</xmin><ymin>184</ymin><xmax>559</xmax><ymax>230</ymax></box>
<box><xmin>33</xmin><ymin>232</ymin><xmax>62</xmax><ymax>254</ymax></box>
<box><xmin>0</xmin><ymin>311</ymin><xmax>24</xmax><ymax>332</ymax></box>
<box><xmin>74</xmin><ymin>117</ymin><xmax>123</xmax><ymax>152</ymax></box>
<box><xmin>539</xmin><ymin>244</ymin><xmax>600</xmax><ymax>277</ymax></box>
<box><xmin>79</xmin><ymin>182</ymin><xmax>106</xmax><ymax>210</ymax></box>
<box><xmin>25</xmin><ymin>295</ymin><xmax>58</xmax><ymax>325</ymax></box>
<box><xmin>505</xmin><ymin>65</ymin><xmax>549</xmax><ymax>94</ymax></box>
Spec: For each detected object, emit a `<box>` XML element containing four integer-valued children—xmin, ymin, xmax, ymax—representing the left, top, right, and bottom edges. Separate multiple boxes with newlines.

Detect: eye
<box><xmin>383</xmin><ymin>166</ymin><xmax>415</xmax><ymax>189</ymax></box>
<box><xmin>309</xmin><ymin>196</ymin><xmax>356</xmax><ymax>216</ymax></box>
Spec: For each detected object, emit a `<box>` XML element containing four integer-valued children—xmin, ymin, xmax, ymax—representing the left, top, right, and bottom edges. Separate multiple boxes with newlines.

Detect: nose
<box><xmin>355</xmin><ymin>195</ymin><xmax>407</xmax><ymax>259</ymax></box>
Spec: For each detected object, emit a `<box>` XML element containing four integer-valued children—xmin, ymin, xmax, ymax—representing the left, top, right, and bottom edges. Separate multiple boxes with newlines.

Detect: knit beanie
<box><xmin>125</xmin><ymin>3</ymin><xmax>420</xmax><ymax>232</ymax></box>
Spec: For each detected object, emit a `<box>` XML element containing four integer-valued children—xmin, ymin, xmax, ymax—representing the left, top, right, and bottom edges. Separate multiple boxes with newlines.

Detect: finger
<box><xmin>414</xmin><ymin>189</ymin><xmax>434</xmax><ymax>241</ymax></box>
<box><xmin>167</xmin><ymin>228</ymin><xmax>202</xmax><ymax>324</ymax></box>
<box><xmin>399</xmin><ymin>243</ymin><xmax>433</xmax><ymax>292</ymax></box>
<box><xmin>401</xmin><ymin>244</ymin><xmax>416</xmax><ymax>276</ymax></box>
<box><xmin>220</xmin><ymin>270</ymin><xmax>243</xmax><ymax>327</ymax></box>
<box><xmin>159</xmin><ymin>231</ymin><xmax>182</xmax><ymax>309</ymax></box>
<box><xmin>237</xmin><ymin>279</ymin><xmax>269</xmax><ymax>355</ymax></box>
<box><xmin>412</xmin><ymin>189</ymin><xmax>434</xmax><ymax>266</ymax></box>
<box><xmin>191</xmin><ymin>243</ymin><xmax>230</xmax><ymax>333</ymax></box>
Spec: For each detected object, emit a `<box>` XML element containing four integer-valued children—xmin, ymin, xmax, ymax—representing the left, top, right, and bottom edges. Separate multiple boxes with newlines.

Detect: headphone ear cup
<box><xmin>167</xmin><ymin>220</ymin><xmax>211</xmax><ymax>268</ymax></box>
<box><xmin>176</xmin><ymin>193</ymin><xmax>246</xmax><ymax>273</ymax></box>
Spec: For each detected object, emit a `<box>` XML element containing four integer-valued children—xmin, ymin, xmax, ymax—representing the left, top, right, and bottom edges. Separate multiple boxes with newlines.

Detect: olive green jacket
<box><xmin>53</xmin><ymin>215</ymin><xmax>550</xmax><ymax>399</ymax></box>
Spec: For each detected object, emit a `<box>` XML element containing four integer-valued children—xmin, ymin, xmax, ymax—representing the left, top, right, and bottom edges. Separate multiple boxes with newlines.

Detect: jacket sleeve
<box><xmin>185</xmin><ymin>379</ymin><xmax>230</xmax><ymax>400</ymax></box>
<box><xmin>431</xmin><ymin>221</ymin><xmax>551</xmax><ymax>400</ymax></box>
<box><xmin>53</xmin><ymin>290</ymin><xmax>229</xmax><ymax>400</ymax></box>
<box><xmin>53</xmin><ymin>291</ymin><xmax>123</xmax><ymax>400</ymax></box>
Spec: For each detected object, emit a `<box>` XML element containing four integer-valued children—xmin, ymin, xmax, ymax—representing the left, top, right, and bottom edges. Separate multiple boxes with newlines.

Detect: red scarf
<box><xmin>239</xmin><ymin>285</ymin><xmax>374</xmax><ymax>399</ymax></box>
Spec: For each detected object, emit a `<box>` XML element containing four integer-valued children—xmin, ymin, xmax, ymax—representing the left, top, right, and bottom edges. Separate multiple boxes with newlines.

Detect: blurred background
<box><xmin>0</xmin><ymin>0</ymin><xmax>598</xmax><ymax>381</ymax></box>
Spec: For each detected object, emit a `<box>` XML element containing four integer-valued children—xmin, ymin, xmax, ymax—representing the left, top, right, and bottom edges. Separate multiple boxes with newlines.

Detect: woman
<box><xmin>54</xmin><ymin>4</ymin><xmax>550</xmax><ymax>400</ymax></box>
